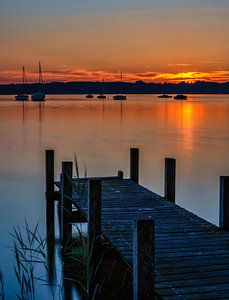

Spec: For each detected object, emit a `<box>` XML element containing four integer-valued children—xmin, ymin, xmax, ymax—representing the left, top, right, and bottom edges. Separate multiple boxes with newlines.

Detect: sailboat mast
<box><xmin>22</xmin><ymin>66</ymin><xmax>27</xmax><ymax>85</ymax></box>
<box><xmin>38</xmin><ymin>61</ymin><xmax>43</xmax><ymax>84</ymax></box>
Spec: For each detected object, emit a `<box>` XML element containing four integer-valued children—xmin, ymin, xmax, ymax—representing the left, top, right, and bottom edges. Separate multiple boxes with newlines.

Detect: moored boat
<box><xmin>113</xmin><ymin>94</ymin><xmax>127</xmax><ymax>100</ymax></box>
<box><xmin>157</xmin><ymin>94</ymin><xmax>172</xmax><ymax>98</ymax></box>
<box><xmin>174</xmin><ymin>94</ymin><xmax>187</xmax><ymax>100</ymax></box>
<box><xmin>15</xmin><ymin>66</ymin><xmax>29</xmax><ymax>101</ymax></box>
<box><xmin>15</xmin><ymin>94</ymin><xmax>29</xmax><ymax>101</ymax></box>
<box><xmin>97</xmin><ymin>94</ymin><xmax>106</xmax><ymax>99</ymax></box>
<box><xmin>31</xmin><ymin>92</ymin><xmax>45</xmax><ymax>101</ymax></box>
<box><xmin>113</xmin><ymin>72</ymin><xmax>127</xmax><ymax>100</ymax></box>
<box><xmin>85</xmin><ymin>94</ymin><xmax>94</xmax><ymax>99</ymax></box>
<box><xmin>31</xmin><ymin>62</ymin><xmax>46</xmax><ymax>101</ymax></box>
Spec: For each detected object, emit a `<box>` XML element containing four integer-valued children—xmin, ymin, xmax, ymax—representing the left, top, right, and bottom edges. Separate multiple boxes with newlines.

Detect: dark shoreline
<box><xmin>1</xmin><ymin>80</ymin><xmax>229</xmax><ymax>95</ymax></box>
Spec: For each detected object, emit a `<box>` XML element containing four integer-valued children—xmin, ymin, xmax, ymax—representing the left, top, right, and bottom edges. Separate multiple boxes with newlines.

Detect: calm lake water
<box><xmin>0</xmin><ymin>94</ymin><xmax>229</xmax><ymax>297</ymax></box>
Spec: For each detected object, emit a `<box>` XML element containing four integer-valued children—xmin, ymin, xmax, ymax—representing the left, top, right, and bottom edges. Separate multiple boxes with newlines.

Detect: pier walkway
<box><xmin>69</xmin><ymin>177</ymin><xmax>229</xmax><ymax>299</ymax></box>
<box><xmin>45</xmin><ymin>149</ymin><xmax>229</xmax><ymax>299</ymax></box>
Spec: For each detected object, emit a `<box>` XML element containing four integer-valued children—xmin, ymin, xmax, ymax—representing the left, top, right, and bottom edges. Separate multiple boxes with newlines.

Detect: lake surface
<box><xmin>0</xmin><ymin>94</ymin><xmax>229</xmax><ymax>297</ymax></box>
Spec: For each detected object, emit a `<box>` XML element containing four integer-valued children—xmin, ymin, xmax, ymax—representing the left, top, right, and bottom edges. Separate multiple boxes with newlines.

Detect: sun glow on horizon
<box><xmin>0</xmin><ymin>69</ymin><xmax>229</xmax><ymax>84</ymax></box>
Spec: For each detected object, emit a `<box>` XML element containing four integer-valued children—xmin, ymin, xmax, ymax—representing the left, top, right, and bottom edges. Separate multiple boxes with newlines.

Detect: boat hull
<box><xmin>113</xmin><ymin>95</ymin><xmax>127</xmax><ymax>100</ymax></box>
<box><xmin>31</xmin><ymin>92</ymin><xmax>46</xmax><ymax>101</ymax></box>
<box><xmin>174</xmin><ymin>94</ymin><xmax>187</xmax><ymax>100</ymax></box>
<box><xmin>15</xmin><ymin>94</ymin><xmax>29</xmax><ymax>101</ymax></box>
<box><xmin>85</xmin><ymin>94</ymin><xmax>94</xmax><ymax>98</ymax></box>
<box><xmin>97</xmin><ymin>95</ymin><xmax>106</xmax><ymax>99</ymax></box>
<box><xmin>157</xmin><ymin>94</ymin><xmax>172</xmax><ymax>98</ymax></box>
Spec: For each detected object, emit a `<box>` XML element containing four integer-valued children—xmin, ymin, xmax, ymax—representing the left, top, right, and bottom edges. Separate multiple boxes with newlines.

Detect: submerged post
<box><xmin>45</xmin><ymin>150</ymin><xmax>55</xmax><ymax>233</ymax></box>
<box><xmin>62</xmin><ymin>161</ymin><xmax>73</xmax><ymax>249</ymax></box>
<box><xmin>219</xmin><ymin>176</ymin><xmax>229</xmax><ymax>230</ymax></box>
<box><xmin>130</xmin><ymin>148</ymin><xmax>139</xmax><ymax>183</ymax></box>
<box><xmin>164</xmin><ymin>158</ymin><xmax>176</xmax><ymax>203</ymax></box>
<box><xmin>88</xmin><ymin>179</ymin><xmax>102</xmax><ymax>298</ymax></box>
<box><xmin>133</xmin><ymin>219</ymin><xmax>155</xmax><ymax>300</ymax></box>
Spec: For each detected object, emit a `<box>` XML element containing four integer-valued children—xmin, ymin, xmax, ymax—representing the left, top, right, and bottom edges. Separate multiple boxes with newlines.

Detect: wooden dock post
<box><xmin>88</xmin><ymin>179</ymin><xmax>102</xmax><ymax>247</ymax></box>
<box><xmin>164</xmin><ymin>158</ymin><xmax>176</xmax><ymax>203</ymax></box>
<box><xmin>130</xmin><ymin>148</ymin><xmax>139</xmax><ymax>183</ymax></box>
<box><xmin>87</xmin><ymin>179</ymin><xmax>102</xmax><ymax>298</ymax></box>
<box><xmin>118</xmin><ymin>170</ymin><xmax>124</xmax><ymax>179</ymax></box>
<box><xmin>45</xmin><ymin>150</ymin><xmax>55</xmax><ymax>234</ymax></box>
<box><xmin>220</xmin><ymin>176</ymin><xmax>229</xmax><ymax>230</ymax></box>
<box><xmin>62</xmin><ymin>161</ymin><xmax>73</xmax><ymax>249</ymax></box>
<box><xmin>133</xmin><ymin>219</ymin><xmax>155</xmax><ymax>300</ymax></box>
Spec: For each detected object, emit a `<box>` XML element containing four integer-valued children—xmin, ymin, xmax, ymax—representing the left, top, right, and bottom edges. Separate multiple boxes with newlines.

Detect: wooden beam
<box><xmin>130</xmin><ymin>148</ymin><xmax>139</xmax><ymax>183</ymax></box>
<box><xmin>220</xmin><ymin>176</ymin><xmax>229</xmax><ymax>230</ymax></box>
<box><xmin>164</xmin><ymin>158</ymin><xmax>176</xmax><ymax>203</ymax></box>
<box><xmin>133</xmin><ymin>219</ymin><xmax>155</xmax><ymax>300</ymax></box>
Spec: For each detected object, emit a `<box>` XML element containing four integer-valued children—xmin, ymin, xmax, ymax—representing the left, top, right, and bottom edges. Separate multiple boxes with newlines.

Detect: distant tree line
<box><xmin>1</xmin><ymin>80</ymin><xmax>229</xmax><ymax>94</ymax></box>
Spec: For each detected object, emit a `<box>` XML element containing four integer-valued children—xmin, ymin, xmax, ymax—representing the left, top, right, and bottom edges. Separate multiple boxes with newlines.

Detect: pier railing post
<box><xmin>45</xmin><ymin>150</ymin><xmax>55</xmax><ymax>233</ymax></box>
<box><xmin>164</xmin><ymin>158</ymin><xmax>176</xmax><ymax>203</ymax></box>
<box><xmin>130</xmin><ymin>148</ymin><xmax>139</xmax><ymax>183</ymax></box>
<box><xmin>87</xmin><ymin>179</ymin><xmax>102</xmax><ymax>298</ymax></box>
<box><xmin>219</xmin><ymin>176</ymin><xmax>229</xmax><ymax>230</ymax></box>
<box><xmin>62</xmin><ymin>161</ymin><xmax>73</xmax><ymax>250</ymax></box>
<box><xmin>133</xmin><ymin>219</ymin><xmax>155</xmax><ymax>300</ymax></box>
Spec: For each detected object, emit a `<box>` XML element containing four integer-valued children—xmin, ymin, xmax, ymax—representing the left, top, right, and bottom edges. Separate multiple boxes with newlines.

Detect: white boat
<box><xmin>113</xmin><ymin>72</ymin><xmax>127</xmax><ymax>100</ymax></box>
<box><xmin>31</xmin><ymin>62</ymin><xmax>46</xmax><ymax>101</ymax></box>
<box><xmin>15</xmin><ymin>66</ymin><xmax>29</xmax><ymax>101</ymax></box>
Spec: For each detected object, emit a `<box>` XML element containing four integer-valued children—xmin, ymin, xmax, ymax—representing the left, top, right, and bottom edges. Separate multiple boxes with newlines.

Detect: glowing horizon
<box><xmin>1</xmin><ymin>68</ymin><xmax>229</xmax><ymax>85</ymax></box>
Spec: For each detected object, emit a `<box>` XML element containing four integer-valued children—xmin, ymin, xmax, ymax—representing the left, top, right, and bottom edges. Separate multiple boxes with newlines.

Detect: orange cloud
<box><xmin>0</xmin><ymin>68</ymin><xmax>229</xmax><ymax>84</ymax></box>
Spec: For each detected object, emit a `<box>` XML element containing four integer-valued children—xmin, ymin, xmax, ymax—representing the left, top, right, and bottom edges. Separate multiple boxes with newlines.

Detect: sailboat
<box><xmin>15</xmin><ymin>66</ymin><xmax>29</xmax><ymax>101</ymax></box>
<box><xmin>113</xmin><ymin>72</ymin><xmax>127</xmax><ymax>100</ymax></box>
<box><xmin>31</xmin><ymin>62</ymin><xmax>46</xmax><ymax>101</ymax></box>
<box><xmin>97</xmin><ymin>79</ymin><xmax>107</xmax><ymax>99</ymax></box>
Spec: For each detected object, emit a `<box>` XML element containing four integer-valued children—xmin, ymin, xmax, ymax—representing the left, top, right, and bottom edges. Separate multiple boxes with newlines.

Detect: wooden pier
<box><xmin>46</xmin><ymin>149</ymin><xmax>229</xmax><ymax>300</ymax></box>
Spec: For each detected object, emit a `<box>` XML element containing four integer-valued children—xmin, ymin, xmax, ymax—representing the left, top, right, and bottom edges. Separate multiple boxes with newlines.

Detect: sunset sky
<box><xmin>1</xmin><ymin>0</ymin><xmax>229</xmax><ymax>83</ymax></box>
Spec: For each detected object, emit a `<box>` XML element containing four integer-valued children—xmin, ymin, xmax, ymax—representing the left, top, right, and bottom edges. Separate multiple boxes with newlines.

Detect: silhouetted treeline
<box><xmin>1</xmin><ymin>80</ymin><xmax>229</xmax><ymax>95</ymax></box>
